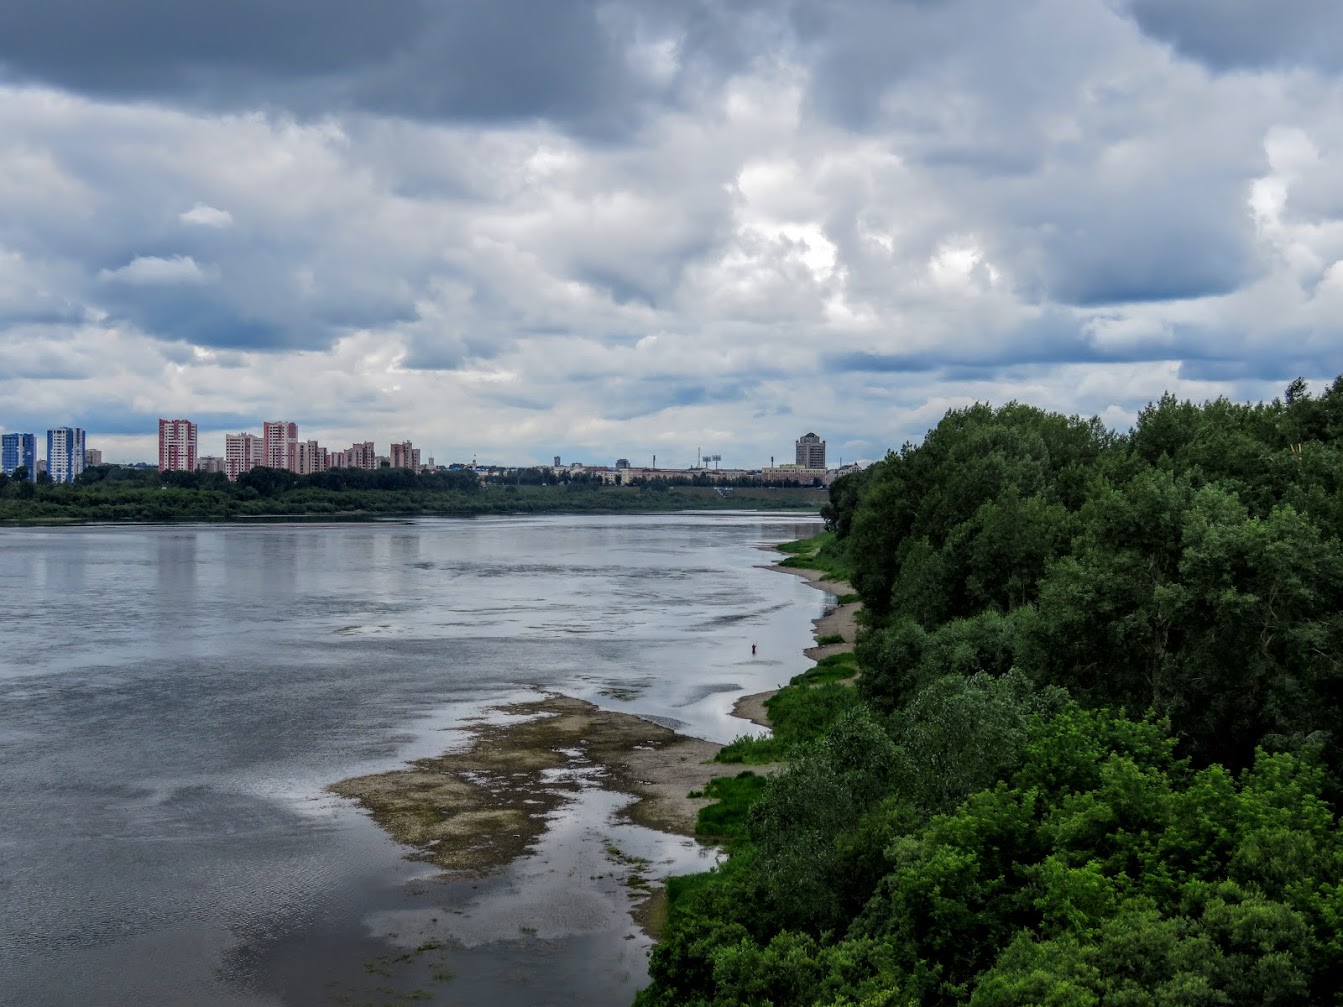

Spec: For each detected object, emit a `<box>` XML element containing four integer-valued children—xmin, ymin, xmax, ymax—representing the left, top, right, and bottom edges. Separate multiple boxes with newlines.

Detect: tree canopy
<box><xmin>642</xmin><ymin>378</ymin><xmax>1343</xmax><ymax>1007</ymax></box>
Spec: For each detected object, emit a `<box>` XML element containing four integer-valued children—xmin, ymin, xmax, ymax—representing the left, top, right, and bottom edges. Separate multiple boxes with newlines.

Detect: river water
<box><xmin>0</xmin><ymin>512</ymin><xmax>826</xmax><ymax>1006</ymax></box>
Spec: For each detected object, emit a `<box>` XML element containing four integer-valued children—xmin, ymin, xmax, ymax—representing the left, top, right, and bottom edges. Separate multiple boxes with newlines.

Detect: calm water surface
<box><xmin>0</xmin><ymin>512</ymin><xmax>826</xmax><ymax>1006</ymax></box>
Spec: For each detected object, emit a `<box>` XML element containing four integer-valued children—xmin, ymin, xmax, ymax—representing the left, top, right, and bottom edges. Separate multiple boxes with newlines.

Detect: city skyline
<box><xmin>2</xmin><ymin>411</ymin><xmax>831</xmax><ymax>480</ymax></box>
<box><xmin>1</xmin><ymin>3</ymin><xmax>1338</xmax><ymax>468</ymax></box>
<box><xmin>3</xmin><ymin>408</ymin><xmax>827</xmax><ymax>474</ymax></box>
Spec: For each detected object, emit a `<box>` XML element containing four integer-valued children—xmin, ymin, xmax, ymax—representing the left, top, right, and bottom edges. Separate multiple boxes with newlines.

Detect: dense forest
<box><xmin>0</xmin><ymin>464</ymin><xmax>822</xmax><ymax>522</ymax></box>
<box><xmin>640</xmin><ymin>378</ymin><xmax>1343</xmax><ymax>1006</ymax></box>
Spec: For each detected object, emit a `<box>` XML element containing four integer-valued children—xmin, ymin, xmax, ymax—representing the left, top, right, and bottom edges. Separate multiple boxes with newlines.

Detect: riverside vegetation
<box><xmin>0</xmin><ymin>464</ymin><xmax>823</xmax><ymax>523</ymax></box>
<box><xmin>639</xmin><ymin>378</ymin><xmax>1343</xmax><ymax>1007</ymax></box>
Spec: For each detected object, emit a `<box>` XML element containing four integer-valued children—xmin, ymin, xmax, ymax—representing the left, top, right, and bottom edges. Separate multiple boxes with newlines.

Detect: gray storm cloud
<box><xmin>0</xmin><ymin>0</ymin><xmax>1339</xmax><ymax>464</ymax></box>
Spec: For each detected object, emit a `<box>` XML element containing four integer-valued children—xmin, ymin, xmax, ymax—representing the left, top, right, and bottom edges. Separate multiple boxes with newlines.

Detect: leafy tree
<box><xmin>744</xmin><ymin>708</ymin><xmax>902</xmax><ymax>935</ymax></box>
<box><xmin>644</xmin><ymin>380</ymin><xmax>1343</xmax><ymax>1007</ymax></box>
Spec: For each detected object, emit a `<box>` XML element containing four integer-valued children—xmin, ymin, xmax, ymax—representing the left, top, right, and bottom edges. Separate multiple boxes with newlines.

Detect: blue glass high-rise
<box><xmin>1</xmin><ymin>432</ymin><xmax>37</xmax><ymax>480</ymax></box>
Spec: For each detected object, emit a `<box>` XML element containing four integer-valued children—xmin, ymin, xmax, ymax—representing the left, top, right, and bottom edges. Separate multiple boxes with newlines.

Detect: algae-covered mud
<box><xmin>330</xmin><ymin>694</ymin><xmax>727</xmax><ymax>879</ymax></box>
<box><xmin>316</xmin><ymin>693</ymin><xmax>735</xmax><ymax>1005</ymax></box>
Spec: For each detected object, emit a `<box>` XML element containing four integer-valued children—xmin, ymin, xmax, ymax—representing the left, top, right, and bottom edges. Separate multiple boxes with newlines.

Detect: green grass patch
<box><xmin>716</xmin><ymin>674</ymin><xmax>862</xmax><ymax>765</ymax></box>
<box><xmin>775</xmin><ymin>533</ymin><xmax>828</xmax><ymax>554</ymax></box>
<box><xmin>837</xmin><ymin>592</ymin><xmax>861</xmax><ymax>605</ymax></box>
<box><xmin>716</xmin><ymin>733</ymin><xmax>787</xmax><ymax>765</ymax></box>
<box><xmin>815</xmin><ymin>632</ymin><xmax>845</xmax><ymax>646</ymax></box>
<box><xmin>773</xmin><ymin>531</ymin><xmax>854</xmax><ymax>581</ymax></box>
<box><xmin>791</xmin><ymin>651</ymin><xmax>858</xmax><ymax>686</ymax></box>
<box><xmin>665</xmin><ymin>870</ymin><xmax>720</xmax><ymax>916</ymax></box>
<box><xmin>767</xmin><ymin>681</ymin><xmax>860</xmax><ymax>737</ymax></box>
<box><xmin>693</xmin><ymin>772</ymin><xmax>768</xmax><ymax>840</ymax></box>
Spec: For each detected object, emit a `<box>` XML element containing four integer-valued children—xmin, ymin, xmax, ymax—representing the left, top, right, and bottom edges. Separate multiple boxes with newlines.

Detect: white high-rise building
<box><xmin>47</xmin><ymin>427</ymin><xmax>86</xmax><ymax>484</ymax></box>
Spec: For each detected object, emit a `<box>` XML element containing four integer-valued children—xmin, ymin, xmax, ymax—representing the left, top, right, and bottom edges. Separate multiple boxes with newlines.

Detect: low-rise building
<box><xmin>761</xmin><ymin>464</ymin><xmax>826</xmax><ymax>486</ymax></box>
<box><xmin>826</xmin><ymin>462</ymin><xmax>865</xmax><ymax>485</ymax></box>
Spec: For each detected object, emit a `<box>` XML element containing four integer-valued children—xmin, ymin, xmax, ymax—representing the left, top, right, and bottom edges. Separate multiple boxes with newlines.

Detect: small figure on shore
<box><xmin>751</xmin><ymin>643</ymin><xmax>757</xmax><ymax>656</ymax></box>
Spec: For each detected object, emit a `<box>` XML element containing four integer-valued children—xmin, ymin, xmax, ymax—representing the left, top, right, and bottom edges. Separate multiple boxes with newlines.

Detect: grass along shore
<box><xmin>694</xmin><ymin>532</ymin><xmax>862</xmax><ymax>838</ymax></box>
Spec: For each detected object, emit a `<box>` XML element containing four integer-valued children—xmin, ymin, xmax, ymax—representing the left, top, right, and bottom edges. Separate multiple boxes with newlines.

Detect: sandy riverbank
<box><xmin>731</xmin><ymin>563</ymin><xmax>861</xmax><ymax>727</ymax></box>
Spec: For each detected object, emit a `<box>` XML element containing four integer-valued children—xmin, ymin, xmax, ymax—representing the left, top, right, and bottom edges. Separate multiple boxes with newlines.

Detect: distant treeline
<box><xmin>0</xmin><ymin>463</ymin><xmax>822</xmax><ymax>523</ymax></box>
<box><xmin>640</xmin><ymin>377</ymin><xmax>1343</xmax><ymax>1007</ymax></box>
<box><xmin>487</xmin><ymin>467</ymin><xmax>822</xmax><ymax>489</ymax></box>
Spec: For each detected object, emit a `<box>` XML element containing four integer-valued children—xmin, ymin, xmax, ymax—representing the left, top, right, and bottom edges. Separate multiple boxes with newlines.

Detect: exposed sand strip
<box><xmin>731</xmin><ymin>563</ymin><xmax>861</xmax><ymax>725</ymax></box>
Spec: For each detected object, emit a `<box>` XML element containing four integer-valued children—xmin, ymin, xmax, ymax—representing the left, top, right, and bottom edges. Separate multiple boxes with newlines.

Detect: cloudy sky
<box><xmin>2</xmin><ymin>0</ymin><xmax>1341</xmax><ymax>466</ymax></box>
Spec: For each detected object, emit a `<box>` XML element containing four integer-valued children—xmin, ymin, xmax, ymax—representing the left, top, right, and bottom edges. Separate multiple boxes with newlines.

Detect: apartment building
<box><xmin>158</xmin><ymin>418</ymin><xmax>198</xmax><ymax>473</ymax></box>
<box><xmin>262</xmin><ymin>421</ymin><xmax>298</xmax><ymax>472</ymax></box>
<box><xmin>224</xmin><ymin>432</ymin><xmax>263</xmax><ymax>481</ymax></box>
<box><xmin>389</xmin><ymin>440</ymin><xmax>420</xmax><ymax>470</ymax></box>
<box><xmin>340</xmin><ymin>441</ymin><xmax>379</xmax><ymax>470</ymax></box>
<box><xmin>2</xmin><ymin>432</ymin><xmax>37</xmax><ymax>480</ymax></box>
<box><xmin>47</xmin><ymin>427</ymin><xmax>86</xmax><ymax>484</ymax></box>
<box><xmin>295</xmin><ymin>440</ymin><xmax>328</xmax><ymax>475</ymax></box>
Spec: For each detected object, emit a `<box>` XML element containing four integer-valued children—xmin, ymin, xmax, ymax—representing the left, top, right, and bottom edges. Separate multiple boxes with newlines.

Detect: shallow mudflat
<box><xmin>330</xmin><ymin>694</ymin><xmax>728</xmax><ymax>877</ymax></box>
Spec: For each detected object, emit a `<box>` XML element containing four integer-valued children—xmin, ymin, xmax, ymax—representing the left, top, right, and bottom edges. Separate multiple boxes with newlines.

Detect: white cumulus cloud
<box><xmin>179</xmin><ymin>203</ymin><xmax>234</xmax><ymax>228</ymax></box>
<box><xmin>99</xmin><ymin>255</ymin><xmax>214</xmax><ymax>285</ymax></box>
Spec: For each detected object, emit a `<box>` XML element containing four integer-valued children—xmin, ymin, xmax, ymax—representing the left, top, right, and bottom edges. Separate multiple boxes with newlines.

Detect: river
<box><xmin>0</xmin><ymin>512</ymin><xmax>826</xmax><ymax>1006</ymax></box>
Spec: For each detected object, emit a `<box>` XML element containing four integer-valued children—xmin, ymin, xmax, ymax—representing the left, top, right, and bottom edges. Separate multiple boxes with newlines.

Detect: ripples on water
<box><xmin>0</xmin><ymin>512</ymin><xmax>823</xmax><ymax>1006</ymax></box>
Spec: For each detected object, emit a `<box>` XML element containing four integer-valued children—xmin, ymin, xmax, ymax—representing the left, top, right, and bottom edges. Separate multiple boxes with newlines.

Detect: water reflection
<box><xmin>0</xmin><ymin>512</ymin><xmax>824</xmax><ymax>1006</ymax></box>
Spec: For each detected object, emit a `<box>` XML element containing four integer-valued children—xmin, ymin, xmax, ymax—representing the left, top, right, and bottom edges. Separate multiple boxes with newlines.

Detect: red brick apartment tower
<box><xmin>158</xmin><ymin>418</ymin><xmax>198</xmax><ymax>472</ymax></box>
<box><xmin>262</xmin><ymin>421</ymin><xmax>298</xmax><ymax>471</ymax></box>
